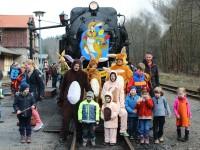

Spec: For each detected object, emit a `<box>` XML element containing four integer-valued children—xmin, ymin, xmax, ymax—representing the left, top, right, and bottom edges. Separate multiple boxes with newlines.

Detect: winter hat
<box><xmin>20</xmin><ymin>83</ymin><xmax>29</xmax><ymax>92</ymax></box>
<box><xmin>86</xmin><ymin>91</ymin><xmax>94</xmax><ymax>99</ymax></box>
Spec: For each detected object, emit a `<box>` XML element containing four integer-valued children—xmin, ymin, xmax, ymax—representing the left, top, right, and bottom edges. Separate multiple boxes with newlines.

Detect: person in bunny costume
<box><xmin>86</xmin><ymin>56</ymin><xmax>102</xmax><ymax>103</ymax></box>
<box><xmin>109</xmin><ymin>47</ymin><xmax>133</xmax><ymax>92</ymax></box>
<box><xmin>101</xmin><ymin>68</ymin><xmax>129</xmax><ymax>136</ymax></box>
<box><xmin>57</xmin><ymin>55</ymin><xmax>91</xmax><ymax>142</ymax></box>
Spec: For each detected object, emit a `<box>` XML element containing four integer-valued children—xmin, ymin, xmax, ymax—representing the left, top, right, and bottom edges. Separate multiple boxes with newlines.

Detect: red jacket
<box><xmin>135</xmin><ymin>98</ymin><xmax>153</xmax><ymax>119</ymax></box>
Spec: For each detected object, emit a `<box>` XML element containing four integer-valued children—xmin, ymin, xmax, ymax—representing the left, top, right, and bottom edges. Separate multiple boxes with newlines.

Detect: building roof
<box><xmin>0</xmin><ymin>15</ymin><xmax>33</xmax><ymax>28</ymax></box>
<box><xmin>0</xmin><ymin>45</ymin><xmax>22</xmax><ymax>55</ymax></box>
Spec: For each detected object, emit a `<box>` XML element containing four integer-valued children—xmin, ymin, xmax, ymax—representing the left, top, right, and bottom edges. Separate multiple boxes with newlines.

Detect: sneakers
<box><xmin>159</xmin><ymin>136</ymin><xmax>164</xmax><ymax>142</ymax></box>
<box><xmin>82</xmin><ymin>138</ymin><xmax>87</xmax><ymax>147</ymax></box>
<box><xmin>110</xmin><ymin>143</ymin><xmax>116</xmax><ymax>146</ymax></box>
<box><xmin>91</xmin><ymin>139</ymin><xmax>96</xmax><ymax>146</ymax></box>
<box><xmin>103</xmin><ymin>142</ymin><xmax>109</xmax><ymax>146</ymax></box>
<box><xmin>140</xmin><ymin>137</ymin><xmax>144</xmax><ymax>144</ymax></box>
<box><xmin>26</xmin><ymin>136</ymin><xmax>31</xmax><ymax>143</ymax></box>
<box><xmin>120</xmin><ymin>131</ymin><xmax>129</xmax><ymax>137</ymax></box>
<box><xmin>33</xmin><ymin>123</ymin><xmax>44</xmax><ymax>131</ymax></box>
<box><xmin>20</xmin><ymin>136</ymin><xmax>26</xmax><ymax>144</ymax></box>
<box><xmin>130</xmin><ymin>136</ymin><xmax>134</xmax><ymax>140</ymax></box>
<box><xmin>144</xmin><ymin>137</ymin><xmax>149</xmax><ymax>144</ymax></box>
<box><xmin>154</xmin><ymin>139</ymin><xmax>159</xmax><ymax>144</ymax></box>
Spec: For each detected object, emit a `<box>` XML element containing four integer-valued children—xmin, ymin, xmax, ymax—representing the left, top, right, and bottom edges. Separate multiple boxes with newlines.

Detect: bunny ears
<box><xmin>64</xmin><ymin>54</ymin><xmax>85</xmax><ymax>63</ymax></box>
<box><xmin>107</xmin><ymin>46</ymin><xmax>128</xmax><ymax>65</ymax></box>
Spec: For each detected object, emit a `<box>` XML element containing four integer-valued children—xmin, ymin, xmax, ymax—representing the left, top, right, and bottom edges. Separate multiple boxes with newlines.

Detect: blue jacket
<box><xmin>152</xmin><ymin>96</ymin><xmax>171</xmax><ymax>117</ymax></box>
<box><xmin>78</xmin><ymin>99</ymin><xmax>100</xmax><ymax>123</ymax></box>
<box><xmin>125</xmin><ymin>94</ymin><xmax>140</xmax><ymax>117</ymax></box>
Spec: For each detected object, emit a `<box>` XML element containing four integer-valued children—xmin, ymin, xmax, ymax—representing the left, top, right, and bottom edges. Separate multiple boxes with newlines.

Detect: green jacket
<box><xmin>78</xmin><ymin>99</ymin><xmax>100</xmax><ymax>123</ymax></box>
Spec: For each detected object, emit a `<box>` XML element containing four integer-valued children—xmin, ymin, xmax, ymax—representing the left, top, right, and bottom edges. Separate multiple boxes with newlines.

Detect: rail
<box><xmin>70</xmin><ymin>129</ymin><xmax>77</xmax><ymax>150</ymax></box>
<box><xmin>160</xmin><ymin>83</ymin><xmax>200</xmax><ymax>99</ymax></box>
<box><xmin>123</xmin><ymin>136</ymin><xmax>135</xmax><ymax>150</ymax></box>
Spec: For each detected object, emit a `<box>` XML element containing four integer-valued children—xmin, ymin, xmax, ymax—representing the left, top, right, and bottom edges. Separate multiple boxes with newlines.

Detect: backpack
<box><xmin>10</xmin><ymin>67</ymin><xmax>20</xmax><ymax>80</ymax></box>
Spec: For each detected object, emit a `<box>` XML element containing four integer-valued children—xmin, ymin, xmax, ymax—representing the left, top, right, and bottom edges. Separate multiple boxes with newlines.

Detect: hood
<box><xmin>71</xmin><ymin>59</ymin><xmax>82</xmax><ymax>70</ymax></box>
<box><xmin>104</xmin><ymin>91</ymin><xmax>113</xmax><ymax>102</ymax></box>
<box><xmin>109</xmin><ymin>70</ymin><xmax>117</xmax><ymax>82</ymax></box>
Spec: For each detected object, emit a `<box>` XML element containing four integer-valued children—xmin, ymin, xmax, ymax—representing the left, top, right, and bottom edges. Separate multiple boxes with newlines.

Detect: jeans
<box><xmin>17</xmin><ymin>116</ymin><xmax>32</xmax><ymax>136</ymax></box>
<box><xmin>139</xmin><ymin>119</ymin><xmax>151</xmax><ymax>137</ymax></box>
<box><xmin>82</xmin><ymin>123</ymin><xmax>96</xmax><ymax>140</ymax></box>
<box><xmin>153</xmin><ymin>116</ymin><xmax>165</xmax><ymax>140</ymax></box>
<box><xmin>128</xmin><ymin>117</ymin><xmax>138</xmax><ymax>137</ymax></box>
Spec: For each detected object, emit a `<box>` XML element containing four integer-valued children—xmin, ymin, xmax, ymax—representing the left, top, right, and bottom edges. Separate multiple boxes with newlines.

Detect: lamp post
<box><xmin>33</xmin><ymin>11</ymin><xmax>45</xmax><ymax>70</ymax></box>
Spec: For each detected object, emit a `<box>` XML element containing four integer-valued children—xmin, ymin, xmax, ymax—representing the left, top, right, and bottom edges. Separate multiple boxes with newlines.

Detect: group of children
<box><xmin>78</xmin><ymin>86</ymin><xmax>192</xmax><ymax>147</ymax></box>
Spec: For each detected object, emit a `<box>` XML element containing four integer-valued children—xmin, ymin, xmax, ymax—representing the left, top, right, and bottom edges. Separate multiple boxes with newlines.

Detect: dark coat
<box><xmin>26</xmin><ymin>69</ymin><xmax>44</xmax><ymax>101</ymax></box>
<box><xmin>143</xmin><ymin>59</ymin><xmax>159</xmax><ymax>90</ymax></box>
<box><xmin>0</xmin><ymin>70</ymin><xmax>3</xmax><ymax>81</ymax></box>
<box><xmin>14</xmin><ymin>93</ymin><xmax>35</xmax><ymax>117</ymax></box>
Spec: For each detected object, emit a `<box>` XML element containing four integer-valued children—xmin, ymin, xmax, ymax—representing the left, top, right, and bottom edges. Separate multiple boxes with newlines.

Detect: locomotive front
<box><xmin>59</xmin><ymin>1</ymin><xmax>129</xmax><ymax>66</ymax></box>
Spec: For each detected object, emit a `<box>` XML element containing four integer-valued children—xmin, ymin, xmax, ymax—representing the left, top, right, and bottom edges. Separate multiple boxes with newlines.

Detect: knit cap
<box><xmin>86</xmin><ymin>91</ymin><xmax>94</xmax><ymax>99</ymax></box>
<box><xmin>19</xmin><ymin>83</ymin><xmax>29</xmax><ymax>92</ymax></box>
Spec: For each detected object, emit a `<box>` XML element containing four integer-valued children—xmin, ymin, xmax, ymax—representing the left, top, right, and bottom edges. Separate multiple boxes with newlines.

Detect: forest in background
<box><xmin>42</xmin><ymin>0</ymin><xmax>200</xmax><ymax>76</ymax></box>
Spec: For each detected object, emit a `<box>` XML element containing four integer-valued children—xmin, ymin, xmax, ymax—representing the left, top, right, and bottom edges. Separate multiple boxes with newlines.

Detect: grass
<box><xmin>160</xmin><ymin>72</ymin><xmax>200</xmax><ymax>91</ymax></box>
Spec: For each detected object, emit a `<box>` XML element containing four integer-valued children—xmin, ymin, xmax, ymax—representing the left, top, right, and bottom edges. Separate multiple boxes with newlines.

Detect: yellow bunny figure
<box><xmin>57</xmin><ymin>50</ymin><xmax>70</xmax><ymax>76</ymax></box>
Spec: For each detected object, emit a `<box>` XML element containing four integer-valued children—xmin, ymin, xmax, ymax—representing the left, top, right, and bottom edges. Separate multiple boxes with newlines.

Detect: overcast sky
<box><xmin>0</xmin><ymin>0</ymin><xmax>169</xmax><ymax>38</ymax></box>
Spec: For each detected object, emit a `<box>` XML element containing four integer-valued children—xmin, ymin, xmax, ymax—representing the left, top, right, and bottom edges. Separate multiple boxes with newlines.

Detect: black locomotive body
<box><xmin>59</xmin><ymin>1</ymin><xmax>129</xmax><ymax>66</ymax></box>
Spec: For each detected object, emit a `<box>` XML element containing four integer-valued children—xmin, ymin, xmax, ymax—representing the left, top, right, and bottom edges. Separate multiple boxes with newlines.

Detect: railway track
<box><xmin>160</xmin><ymin>83</ymin><xmax>200</xmax><ymax>99</ymax></box>
<box><xmin>69</xmin><ymin>130</ymin><xmax>135</xmax><ymax>150</ymax></box>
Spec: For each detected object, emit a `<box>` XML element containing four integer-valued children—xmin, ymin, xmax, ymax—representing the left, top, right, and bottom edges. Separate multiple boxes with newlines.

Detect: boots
<box><xmin>182</xmin><ymin>129</ymin><xmax>189</xmax><ymax>142</ymax></box>
<box><xmin>177</xmin><ymin>128</ymin><xmax>182</xmax><ymax>141</ymax></box>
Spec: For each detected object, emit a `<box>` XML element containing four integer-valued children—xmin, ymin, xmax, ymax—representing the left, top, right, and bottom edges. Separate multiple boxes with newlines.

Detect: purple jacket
<box><xmin>173</xmin><ymin>97</ymin><xmax>192</xmax><ymax>118</ymax></box>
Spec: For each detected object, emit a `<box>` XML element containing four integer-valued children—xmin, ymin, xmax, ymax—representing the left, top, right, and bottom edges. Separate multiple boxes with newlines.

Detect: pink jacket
<box><xmin>173</xmin><ymin>97</ymin><xmax>192</xmax><ymax>118</ymax></box>
<box><xmin>101</xmin><ymin>92</ymin><xmax>119</xmax><ymax>128</ymax></box>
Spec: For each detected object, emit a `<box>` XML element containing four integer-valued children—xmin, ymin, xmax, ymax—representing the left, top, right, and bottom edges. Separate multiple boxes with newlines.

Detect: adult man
<box><xmin>58</xmin><ymin>59</ymin><xmax>91</xmax><ymax>142</ymax></box>
<box><xmin>143</xmin><ymin>52</ymin><xmax>159</xmax><ymax>97</ymax></box>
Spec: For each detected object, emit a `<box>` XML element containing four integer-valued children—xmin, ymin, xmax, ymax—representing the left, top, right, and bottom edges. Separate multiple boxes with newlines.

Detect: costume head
<box><xmin>108</xmin><ymin>46</ymin><xmax>128</xmax><ymax>66</ymax></box>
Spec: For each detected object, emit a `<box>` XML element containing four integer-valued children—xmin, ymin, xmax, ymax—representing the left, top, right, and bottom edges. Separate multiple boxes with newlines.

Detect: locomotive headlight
<box><xmin>89</xmin><ymin>1</ymin><xmax>99</xmax><ymax>11</ymax></box>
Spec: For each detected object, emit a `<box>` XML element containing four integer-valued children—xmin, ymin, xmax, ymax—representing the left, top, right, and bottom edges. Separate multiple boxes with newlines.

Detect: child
<box><xmin>127</xmin><ymin>63</ymin><xmax>149</xmax><ymax>96</ymax></box>
<box><xmin>152</xmin><ymin>87</ymin><xmax>171</xmax><ymax>144</ymax></box>
<box><xmin>78</xmin><ymin>91</ymin><xmax>100</xmax><ymax>147</ymax></box>
<box><xmin>135</xmin><ymin>90</ymin><xmax>153</xmax><ymax>144</ymax></box>
<box><xmin>173</xmin><ymin>87</ymin><xmax>192</xmax><ymax>142</ymax></box>
<box><xmin>125</xmin><ymin>86</ymin><xmax>140</xmax><ymax>140</ymax></box>
<box><xmin>101</xmin><ymin>92</ymin><xmax>119</xmax><ymax>146</ymax></box>
<box><xmin>14</xmin><ymin>83</ymin><xmax>35</xmax><ymax>143</ymax></box>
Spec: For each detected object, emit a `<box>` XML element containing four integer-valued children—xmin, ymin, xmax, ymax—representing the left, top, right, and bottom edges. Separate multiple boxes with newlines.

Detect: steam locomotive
<box><xmin>59</xmin><ymin>1</ymin><xmax>129</xmax><ymax>66</ymax></box>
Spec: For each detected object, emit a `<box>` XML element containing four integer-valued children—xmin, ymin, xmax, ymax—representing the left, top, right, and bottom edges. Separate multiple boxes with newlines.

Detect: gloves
<box><xmin>96</xmin><ymin>121</ymin><xmax>99</xmax><ymax>125</ymax></box>
<box><xmin>79</xmin><ymin>120</ymin><xmax>82</xmax><ymax>123</ymax></box>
